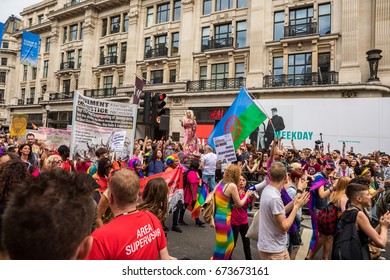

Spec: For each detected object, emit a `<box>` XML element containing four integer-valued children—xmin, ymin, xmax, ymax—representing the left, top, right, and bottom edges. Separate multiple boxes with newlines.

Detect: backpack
<box><xmin>316</xmin><ymin>202</ymin><xmax>338</xmax><ymax>235</ymax></box>
<box><xmin>331</xmin><ymin>209</ymin><xmax>364</xmax><ymax>260</ymax></box>
<box><xmin>201</xmin><ymin>191</ymin><xmax>215</xmax><ymax>227</ymax></box>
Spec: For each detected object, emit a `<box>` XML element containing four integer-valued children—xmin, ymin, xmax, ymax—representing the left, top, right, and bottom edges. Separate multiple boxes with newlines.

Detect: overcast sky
<box><xmin>0</xmin><ymin>0</ymin><xmax>40</xmax><ymax>23</ymax></box>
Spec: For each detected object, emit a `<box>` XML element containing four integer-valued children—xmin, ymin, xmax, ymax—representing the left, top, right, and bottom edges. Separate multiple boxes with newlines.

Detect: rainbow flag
<box><xmin>308</xmin><ymin>173</ymin><xmax>330</xmax><ymax>250</ymax></box>
<box><xmin>207</xmin><ymin>87</ymin><xmax>267</xmax><ymax>150</ymax></box>
<box><xmin>191</xmin><ymin>179</ymin><xmax>209</xmax><ymax>219</ymax></box>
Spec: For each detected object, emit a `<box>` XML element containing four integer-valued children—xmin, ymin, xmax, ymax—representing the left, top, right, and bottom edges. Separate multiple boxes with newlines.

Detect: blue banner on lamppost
<box><xmin>20</xmin><ymin>31</ymin><xmax>40</xmax><ymax>67</ymax></box>
<box><xmin>0</xmin><ymin>22</ymin><xmax>4</xmax><ymax>49</ymax></box>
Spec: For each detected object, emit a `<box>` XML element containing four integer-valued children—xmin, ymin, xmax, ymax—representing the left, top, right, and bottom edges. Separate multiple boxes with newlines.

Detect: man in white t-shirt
<box><xmin>200</xmin><ymin>145</ymin><xmax>217</xmax><ymax>191</ymax></box>
<box><xmin>257</xmin><ymin>161</ymin><xmax>309</xmax><ymax>260</ymax></box>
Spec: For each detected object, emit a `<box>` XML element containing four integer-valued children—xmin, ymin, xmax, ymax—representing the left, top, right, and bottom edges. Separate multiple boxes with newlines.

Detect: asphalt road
<box><xmin>165</xmin><ymin>210</ymin><xmax>390</xmax><ymax>260</ymax></box>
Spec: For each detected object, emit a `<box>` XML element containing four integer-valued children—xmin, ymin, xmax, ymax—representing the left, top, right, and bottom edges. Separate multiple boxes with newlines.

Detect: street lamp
<box><xmin>45</xmin><ymin>104</ymin><xmax>51</xmax><ymax>127</ymax></box>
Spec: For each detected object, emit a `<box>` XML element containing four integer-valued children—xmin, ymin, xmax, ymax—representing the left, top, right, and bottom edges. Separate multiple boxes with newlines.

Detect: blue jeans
<box><xmin>202</xmin><ymin>174</ymin><xmax>216</xmax><ymax>191</ymax></box>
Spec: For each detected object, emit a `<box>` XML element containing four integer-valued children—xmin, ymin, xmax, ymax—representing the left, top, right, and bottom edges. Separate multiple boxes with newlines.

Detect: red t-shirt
<box><xmin>303</xmin><ymin>163</ymin><xmax>321</xmax><ymax>176</ymax></box>
<box><xmin>88</xmin><ymin>210</ymin><xmax>167</xmax><ymax>260</ymax></box>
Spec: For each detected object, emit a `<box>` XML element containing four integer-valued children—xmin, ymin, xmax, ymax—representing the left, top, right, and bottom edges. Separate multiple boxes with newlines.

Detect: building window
<box><xmin>200</xmin><ymin>66</ymin><xmax>207</xmax><ymax>80</ymax></box>
<box><xmin>237</xmin><ymin>0</ymin><xmax>247</xmax><ymax>8</ymax></box>
<box><xmin>110</xmin><ymin>16</ymin><xmax>120</xmax><ymax>34</ymax></box>
<box><xmin>77</xmin><ymin>49</ymin><xmax>82</xmax><ymax>68</ymax></box>
<box><xmin>21</xmin><ymin>88</ymin><xmax>26</xmax><ymax>100</ymax></box>
<box><xmin>145</xmin><ymin>37</ymin><xmax>151</xmax><ymax>57</ymax></box>
<box><xmin>103</xmin><ymin>76</ymin><xmax>114</xmax><ymax>90</ymax></box>
<box><xmin>289</xmin><ymin>7</ymin><xmax>314</xmax><ymax>36</ymax></box>
<box><xmin>23</xmin><ymin>65</ymin><xmax>28</xmax><ymax>81</ymax></box>
<box><xmin>236</xmin><ymin>21</ymin><xmax>246</xmax><ymax>48</ymax></box>
<box><xmin>2</xmin><ymin>42</ymin><xmax>9</xmax><ymax>48</ymax></box>
<box><xmin>32</xmin><ymin>67</ymin><xmax>37</xmax><ymax>80</ymax></box>
<box><xmin>108</xmin><ymin>44</ymin><xmax>118</xmax><ymax>63</ymax></box>
<box><xmin>273</xmin><ymin>57</ymin><xmax>283</xmax><ymax>76</ymax></box>
<box><xmin>123</xmin><ymin>13</ymin><xmax>129</xmax><ymax>32</ymax></box>
<box><xmin>216</xmin><ymin>0</ymin><xmax>233</xmax><ymax>12</ymax></box>
<box><xmin>38</xmin><ymin>14</ymin><xmax>44</xmax><ymax>24</ymax></box>
<box><xmin>0</xmin><ymin>72</ymin><xmax>6</xmax><ymax>83</ymax></box>
<box><xmin>201</xmin><ymin>27</ymin><xmax>210</xmax><ymax>51</ymax></box>
<box><xmin>171</xmin><ymin>32</ymin><xmax>179</xmax><ymax>56</ymax></box>
<box><xmin>211</xmin><ymin>63</ymin><xmax>229</xmax><ymax>80</ymax></box>
<box><xmin>155</xmin><ymin>35</ymin><xmax>167</xmax><ymax>49</ymax></box>
<box><xmin>288</xmin><ymin>53</ymin><xmax>312</xmax><ymax>85</ymax></box>
<box><xmin>30</xmin><ymin>87</ymin><xmax>35</xmax><ymax>100</ymax></box>
<box><xmin>63</xmin><ymin>79</ymin><xmax>71</xmax><ymax>94</ymax></box>
<box><xmin>1</xmin><ymin>58</ymin><xmax>7</xmax><ymax>66</ymax></box>
<box><xmin>151</xmin><ymin>70</ymin><xmax>164</xmax><ymax>84</ymax></box>
<box><xmin>45</xmin><ymin>37</ymin><xmax>51</xmax><ymax>52</ymax></box>
<box><xmin>318</xmin><ymin>3</ymin><xmax>331</xmax><ymax>35</ymax></box>
<box><xmin>274</xmin><ymin>11</ymin><xmax>284</xmax><ymax>41</ymax></box>
<box><xmin>79</xmin><ymin>22</ymin><xmax>84</xmax><ymax>40</ymax></box>
<box><xmin>0</xmin><ymin>89</ymin><xmax>4</xmax><ymax>101</ymax></box>
<box><xmin>235</xmin><ymin>63</ymin><xmax>245</xmax><ymax>78</ymax></box>
<box><xmin>121</xmin><ymin>42</ymin><xmax>127</xmax><ymax>63</ymax></box>
<box><xmin>67</xmin><ymin>50</ymin><xmax>75</xmax><ymax>64</ymax></box>
<box><xmin>63</xmin><ymin>27</ymin><xmax>68</xmax><ymax>43</ymax></box>
<box><xmin>157</xmin><ymin>3</ymin><xmax>170</xmax><ymax>24</ymax></box>
<box><xmin>214</xmin><ymin>23</ymin><xmax>232</xmax><ymax>46</ymax></box>
<box><xmin>318</xmin><ymin>52</ymin><xmax>331</xmax><ymax>84</ymax></box>
<box><xmin>169</xmin><ymin>69</ymin><xmax>176</xmax><ymax>83</ymax></box>
<box><xmin>70</xmin><ymin>24</ymin><xmax>78</xmax><ymax>41</ymax></box>
<box><xmin>203</xmin><ymin>0</ymin><xmax>212</xmax><ymax>15</ymax></box>
<box><xmin>28</xmin><ymin>18</ymin><xmax>33</xmax><ymax>27</ymax></box>
<box><xmin>43</xmin><ymin>60</ymin><xmax>49</xmax><ymax>78</ymax></box>
<box><xmin>146</xmin><ymin>7</ymin><xmax>154</xmax><ymax>27</ymax></box>
<box><xmin>102</xmin><ymin>19</ymin><xmax>107</xmax><ymax>37</ymax></box>
<box><xmin>119</xmin><ymin>75</ymin><xmax>124</xmax><ymax>87</ymax></box>
<box><xmin>173</xmin><ymin>0</ymin><xmax>181</xmax><ymax>21</ymax></box>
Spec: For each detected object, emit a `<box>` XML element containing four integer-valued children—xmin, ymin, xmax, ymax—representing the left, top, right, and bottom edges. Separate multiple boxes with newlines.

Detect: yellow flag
<box><xmin>31</xmin><ymin>123</ymin><xmax>38</xmax><ymax>130</ymax></box>
<box><xmin>10</xmin><ymin>114</ymin><xmax>28</xmax><ymax>137</ymax></box>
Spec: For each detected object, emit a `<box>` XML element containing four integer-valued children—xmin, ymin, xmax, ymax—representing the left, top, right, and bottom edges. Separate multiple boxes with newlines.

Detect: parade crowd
<box><xmin>0</xmin><ymin>111</ymin><xmax>390</xmax><ymax>260</ymax></box>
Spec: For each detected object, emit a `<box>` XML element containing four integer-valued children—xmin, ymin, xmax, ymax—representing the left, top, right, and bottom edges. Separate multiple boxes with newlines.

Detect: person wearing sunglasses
<box><xmin>306</xmin><ymin>159</ymin><xmax>336</xmax><ymax>260</ymax></box>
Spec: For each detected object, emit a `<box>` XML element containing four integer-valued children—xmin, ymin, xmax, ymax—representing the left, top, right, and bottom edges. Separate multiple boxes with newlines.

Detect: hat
<box><xmin>271</xmin><ymin>107</ymin><xmax>277</xmax><ymax>111</ymax></box>
<box><xmin>309</xmin><ymin>154</ymin><xmax>316</xmax><ymax>158</ymax></box>
<box><xmin>323</xmin><ymin>159</ymin><xmax>336</xmax><ymax>169</ymax></box>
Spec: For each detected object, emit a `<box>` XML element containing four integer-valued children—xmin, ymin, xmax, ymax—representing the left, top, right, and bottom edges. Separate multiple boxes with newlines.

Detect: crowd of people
<box><xmin>1</xmin><ymin>123</ymin><xmax>390</xmax><ymax>260</ymax></box>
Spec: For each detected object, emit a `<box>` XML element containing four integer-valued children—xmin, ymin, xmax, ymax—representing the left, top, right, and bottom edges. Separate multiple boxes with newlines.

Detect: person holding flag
<box><xmin>208</xmin><ymin>87</ymin><xmax>267</xmax><ymax>151</ymax></box>
<box><xmin>179</xmin><ymin>159</ymin><xmax>206</xmax><ymax>227</ymax></box>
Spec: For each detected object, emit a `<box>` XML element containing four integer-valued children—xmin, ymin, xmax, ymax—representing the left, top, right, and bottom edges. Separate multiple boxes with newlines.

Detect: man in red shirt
<box><xmin>88</xmin><ymin>169</ymin><xmax>170</xmax><ymax>260</ymax></box>
<box><xmin>303</xmin><ymin>154</ymin><xmax>321</xmax><ymax>183</ymax></box>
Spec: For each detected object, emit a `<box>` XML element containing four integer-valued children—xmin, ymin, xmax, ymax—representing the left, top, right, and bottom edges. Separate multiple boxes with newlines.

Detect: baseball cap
<box><xmin>309</xmin><ymin>154</ymin><xmax>316</xmax><ymax>158</ymax></box>
<box><xmin>323</xmin><ymin>159</ymin><xmax>335</xmax><ymax>169</ymax></box>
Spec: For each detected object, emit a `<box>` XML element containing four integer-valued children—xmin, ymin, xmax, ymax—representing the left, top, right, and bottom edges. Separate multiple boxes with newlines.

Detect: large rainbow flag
<box><xmin>207</xmin><ymin>87</ymin><xmax>267</xmax><ymax>150</ymax></box>
<box><xmin>191</xmin><ymin>179</ymin><xmax>209</xmax><ymax>219</ymax></box>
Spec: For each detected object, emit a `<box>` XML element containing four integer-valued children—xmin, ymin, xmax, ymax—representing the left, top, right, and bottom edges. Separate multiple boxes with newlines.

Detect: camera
<box><xmin>315</xmin><ymin>140</ymin><xmax>323</xmax><ymax>145</ymax></box>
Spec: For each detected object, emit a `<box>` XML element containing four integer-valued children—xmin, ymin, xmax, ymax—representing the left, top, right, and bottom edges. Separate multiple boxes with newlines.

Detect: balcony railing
<box><xmin>64</xmin><ymin>0</ymin><xmax>82</xmax><ymax>8</ymax></box>
<box><xmin>202</xmin><ymin>37</ymin><xmax>234</xmax><ymax>52</ymax></box>
<box><xmin>18</xmin><ymin>99</ymin><xmax>24</xmax><ymax>105</ymax></box>
<box><xmin>263</xmin><ymin>72</ymin><xmax>339</xmax><ymax>87</ymax></box>
<box><xmin>100</xmin><ymin>55</ymin><xmax>117</xmax><ymax>66</ymax></box>
<box><xmin>49</xmin><ymin>92</ymin><xmax>74</xmax><ymax>100</ymax></box>
<box><xmin>284</xmin><ymin>22</ymin><xmax>317</xmax><ymax>37</ymax></box>
<box><xmin>84</xmin><ymin>88</ymin><xmax>118</xmax><ymax>98</ymax></box>
<box><xmin>60</xmin><ymin>61</ymin><xmax>75</xmax><ymax>70</ymax></box>
<box><xmin>187</xmin><ymin>78</ymin><xmax>245</xmax><ymax>91</ymax></box>
<box><xmin>144</xmin><ymin>46</ymin><xmax>168</xmax><ymax>59</ymax></box>
<box><xmin>26</xmin><ymin>98</ymin><xmax>35</xmax><ymax>105</ymax></box>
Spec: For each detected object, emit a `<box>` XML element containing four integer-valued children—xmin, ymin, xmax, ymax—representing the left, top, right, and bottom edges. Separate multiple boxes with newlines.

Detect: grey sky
<box><xmin>0</xmin><ymin>0</ymin><xmax>40</xmax><ymax>24</ymax></box>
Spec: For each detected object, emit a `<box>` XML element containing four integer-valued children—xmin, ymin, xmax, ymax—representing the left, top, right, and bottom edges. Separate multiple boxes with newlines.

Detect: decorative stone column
<box><xmin>366</xmin><ymin>49</ymin><xmax>382</xmax><ymax>82</ymax></box>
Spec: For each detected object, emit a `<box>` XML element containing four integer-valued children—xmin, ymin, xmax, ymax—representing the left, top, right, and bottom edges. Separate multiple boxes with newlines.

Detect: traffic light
<box><xmin>152</xmin><ymin>93</ymin><xmax>167</xmax><ymax>125</ymax></box>
<box><xmin>139</xmin><ymin>92</ymin><xmax>151</xmax><ymax>124</ymax></box>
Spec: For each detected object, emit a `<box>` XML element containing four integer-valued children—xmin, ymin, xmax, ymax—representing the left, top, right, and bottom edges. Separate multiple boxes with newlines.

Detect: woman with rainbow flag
<box><xmin>306</xmin><ymin>159</ymin><xmax>336</xmax><ymax>260</ymax></box>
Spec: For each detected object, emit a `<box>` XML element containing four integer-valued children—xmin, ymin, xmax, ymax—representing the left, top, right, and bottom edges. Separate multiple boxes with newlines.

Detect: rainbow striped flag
<box><xmin>207</xmin><ymin>87</ymin><xmax>267</xmax><ymax>150</ymax></box>
<box><xmin>192</xmin><ymin>179</ymin><xmax>209</xmax><ymax>219</ymax></box>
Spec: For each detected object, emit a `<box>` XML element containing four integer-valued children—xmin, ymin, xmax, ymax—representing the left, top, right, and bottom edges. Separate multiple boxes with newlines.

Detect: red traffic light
<box><xmin>158</xmin><ymin>93</ymin><xmax>166</xmax><ymax>101</ymax></box>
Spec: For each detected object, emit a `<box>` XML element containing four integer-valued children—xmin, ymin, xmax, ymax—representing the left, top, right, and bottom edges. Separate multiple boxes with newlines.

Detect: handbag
<box><xmin>368</xmin><ymin>244</ymin><xmax>381</xmax><ymax>260</ymax></box>
<box><xmin>245</xmin><ymin>209</ymin><xmax>259</xmax><ymax>241</ymax></box>
<box><xmin>316</xmin><ymin>202</ymin><xmax>338</xmax><ymax>235</ymax></box>
<box><xmin>201</xmin><ymin>191</ymin><xmax>215</xmax><ymax>227</ymax></box>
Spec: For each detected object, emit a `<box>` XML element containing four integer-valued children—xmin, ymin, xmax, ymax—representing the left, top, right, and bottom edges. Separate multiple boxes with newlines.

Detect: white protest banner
<box><xmin>111</xmin><ymin>130</ymin><xmax>126</xmax><ymax>151</ymax></box>
<box><xmin>38</xmin><ymin>127</ymin><xmax>71</xmax><ymax>151</ymax></box>
<box><xmin>70</xmin><ymin>91</ymin><xmax>136</xmax><ymax>161</ymax></box>
<box><xmin>213</xmin><ymin>134</ymin><xmax>237</xmax><ymax>163</ymax></box>
<box><xmin>25</xmin><ymin>129</ymin><xmax>47</xmax><ymax>141</ymax></box>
